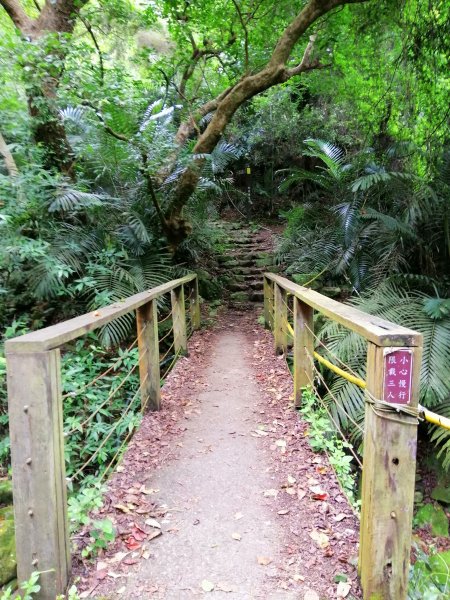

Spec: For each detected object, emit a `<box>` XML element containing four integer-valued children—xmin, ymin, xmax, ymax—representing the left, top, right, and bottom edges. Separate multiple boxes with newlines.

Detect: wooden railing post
<box><xmin>6</xmin><ymin>348</ymin><xmax>70</xmax><ymax>600</ymax></box>
<box><xmin>273</xmin><ymin>283</ymin><xmax>288</xmax><ymax>354</ymax></box>
<box><xmin>137</xmin><ymin>299</ymin><xmax>161</xmax><ymax>411</ymax></box>
<box><xmin>189</xmin><ymin>276</ymin><xmax>201</xmax><ymax>330</ymax></box>
<box><xmin>359</xmin><ymin>341</ymin><xmax>422</xmax><ymax>600</ymax></box>
<box><xmin>293</xmin><ymin>297</ymin><xmax>314</xmax><ymax>408</ymax></box>
<box><xmin>171</xmin><ymin>284</ymin><xmax>188</xmax><ymax>356</ymax></box>
<box><xmin>263</xmin><ymin>276</ymin><xmax>274</xmax><ymax>330</ymax></box>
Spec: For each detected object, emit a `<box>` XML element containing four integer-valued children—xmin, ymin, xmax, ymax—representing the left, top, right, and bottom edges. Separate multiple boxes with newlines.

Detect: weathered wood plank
<box><xmin>273</xmin><ymin>283</ymin><xmax>288</xmax><ymax>354</ymax></box>
<box><xmin>293</xmin><ymin>298</ymin><xmax>314</xmax><ymax>408</ymax></box>
<box><xmin>137</xmin><ymin>300</ymin><xmax>160</xmax><ymax>411</ymax></box>
<box><xmin>6</xmin><ymin>350</ymin><xmax>70</xmax><ymax>599</ymax></box>
<box><xmin>264</xmin><ymin>273</ymin><xmax>421</xmax><ymax>347</ymax></box>
<box><xmin>171</xmin><ymin>285</ymin><xmax>188</xmax><ymax>356</ymax></box>
<box><xmin>359</xmin><ymin>343</ymin><xmax>422</xmax><ymax>600</ymax></box>
<box><xmin>189</xmin><ymin>278</ymin><xmax>201</xmax><ymax>330</ymax></box>
<box><xmin>263</xmin><ymin>277</ymin><xmax>274</xmax><ymax>330</ymax></box>
<box><xmin>6</xmin><ymin>274</ymin><xmax>196</xmax><ymax>353</ymax></box>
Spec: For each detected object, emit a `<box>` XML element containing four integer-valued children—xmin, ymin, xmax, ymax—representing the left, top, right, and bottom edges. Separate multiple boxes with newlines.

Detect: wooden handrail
<box><xmin>264</xmin><ymin>273</ymin><xmax>422</xmax><ymax>347</ymax></box>
<box><xmin>264</xmin><ymin>272</ymin><xmax>423</xmax><ymax>600</ymax></box>
<box><xmin>6</xmin><ymin>273</ymin><xmax>200</xmax><ymax>600</ymax></box>
<box><xmin>6</xmin><ymin>274</ymin><xmax>196</xmax><ymax>353</ymax></box>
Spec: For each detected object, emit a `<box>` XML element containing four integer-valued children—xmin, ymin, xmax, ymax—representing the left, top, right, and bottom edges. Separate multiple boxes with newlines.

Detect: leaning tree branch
<box><xmin>79</xmin><ymin>15</ymin><xmax>104</xmax><ymax>85</ymax></box>
<box><xmin>0</xmin><ymin>0</ymin><xmax>33</xmax><ymax>30</ymax></box>
<box><xmin>141</xmin><ymin>153</ymin><xmax>169</xmax><ymax>230</ymax></box>
<box><xmin>81</xmin><ymin>101</ymin><xmax>130</xmax><ymax>142</ymax></box>
<box><xmin>165</xmin><ymin>0</ymin><xmax>370</xmax><ymax>223</ymax></box>
<box><xmin>231</xmin><ymin>0</ymin><xmax>249</xmax><ymax>72</ymax></box>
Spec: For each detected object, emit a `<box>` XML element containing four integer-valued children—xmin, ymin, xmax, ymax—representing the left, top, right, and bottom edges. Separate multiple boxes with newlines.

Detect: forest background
<box><xmin>0</xmin><ymin>0</ymin><xmax>449</xmax><ymax>595</ymax></box>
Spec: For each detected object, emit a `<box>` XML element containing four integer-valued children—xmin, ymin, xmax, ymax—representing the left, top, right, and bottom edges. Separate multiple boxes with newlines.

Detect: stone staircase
<box><xmin>216</xmin><ymin>222</ymin><xmax>279</xmax><ymax>308</ymax></box>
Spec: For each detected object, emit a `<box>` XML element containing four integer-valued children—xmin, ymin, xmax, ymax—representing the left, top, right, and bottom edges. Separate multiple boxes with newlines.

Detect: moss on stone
<box><xmin>0</xmin><ymin>507</ymin><xmax>16</xmax><ymax>587</ymax></box>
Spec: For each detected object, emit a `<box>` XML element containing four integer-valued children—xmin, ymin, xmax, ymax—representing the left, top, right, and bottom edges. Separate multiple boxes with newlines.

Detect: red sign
<box><xmin>383</xmin><ymin>348</ymin><xmax>413</xmax><ymax>404</ymax></box>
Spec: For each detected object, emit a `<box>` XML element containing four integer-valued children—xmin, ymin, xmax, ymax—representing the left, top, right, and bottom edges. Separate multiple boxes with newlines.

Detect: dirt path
<box><xmin>75</xmin><ymin>311</ymin><xmax>361</xmax><ymax>600</ymax></box>
<box><xmin>121</xmin><ymin>328</ymin><xmax>289</xmax><ymax>599</ymax></box>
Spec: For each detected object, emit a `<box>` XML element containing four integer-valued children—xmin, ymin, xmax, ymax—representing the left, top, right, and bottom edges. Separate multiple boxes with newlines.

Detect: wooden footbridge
<box><xmin>5</xmin><ymin>272</ymin><xmax>447</xmax><ymax>599</ymax></box>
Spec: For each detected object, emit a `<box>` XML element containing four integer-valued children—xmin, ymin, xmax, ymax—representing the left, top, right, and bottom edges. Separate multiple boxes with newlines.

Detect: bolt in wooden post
<box><xmin>263</xmin><ymin>276</ymin><xmax>274</xmax><ymax>330</ymax></box>
<box><xmin>171</xmin><ymin>284</ymin><xmax>188</xmax><ymax>356</ymax></box>
<box><xmin>293</xmin><ymin>297</ymin><xmax>314</xmax><ymax>408</ymax></box>
<box><xmin>189</xmin><ymin>276</ymin><xmax>201</xmax><ymax>330</ymax></box>
<box><xmin>359</xmin><ymin>341</ymin><xmax>422</xmax><ymax>600</ymax></box>
<box><xmin>137</xmin><ymin>299</ymin><xmax>160</xmax><ymax>411</ymax></box>
<box><xmin>6</xmin><ymin>348</ymin><xmax>70</xmax><ymax>600</ymax></box>
<box><xmin>273</xmin><ymin>283</ymin><xmax>288</xmax><ymax>354</ymax></box>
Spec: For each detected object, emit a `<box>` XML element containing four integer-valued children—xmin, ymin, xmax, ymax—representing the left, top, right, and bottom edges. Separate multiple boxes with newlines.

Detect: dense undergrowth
<box><xmin>0</xmin><ymin>0</ymin><xmax>449</xmax><ymax>595</ymax></box>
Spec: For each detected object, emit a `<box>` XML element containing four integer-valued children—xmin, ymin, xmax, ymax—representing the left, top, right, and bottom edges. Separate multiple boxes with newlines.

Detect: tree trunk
<box><xmin>27</xmin><ymin>81</ymin><xmax>75</xmax><ymax>177</ymax></box>
<box><xmin>0</xmin><ymin>132</ymin><xmax>19</xmax><ymax>177</ymax></box>
<box><xmin>0</xmin><ymin>0</ymin><xmax>90</xmax><ymax>177</ymax></box>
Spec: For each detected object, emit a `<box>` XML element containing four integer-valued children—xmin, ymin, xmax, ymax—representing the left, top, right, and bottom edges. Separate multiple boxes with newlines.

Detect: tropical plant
<box><xmin>316</xmin><ymin>282</ymin><xmax>450</xmax><ymax>463</ymax></box>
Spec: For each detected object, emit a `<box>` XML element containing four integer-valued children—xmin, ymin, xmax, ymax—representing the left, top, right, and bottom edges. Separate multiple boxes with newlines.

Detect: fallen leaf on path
<box><xmin>147</xmin><ymin>529</ymin><xmax>162</xmax><ymax>541</ymax></box>
<box><xmin>275</xmin><ymin>439</ymin><xmax>286</xmax><ymax>448</ymax></box>
<box><xmin>124</xmin><ymin>537</ymin><xmax>141</xmax><ymax>551</ymax></box>
<box><xmin>263</xmin><ymin>489</ymin><xmax>278</xmax><ymax>498</ymax></box>
<box><xmin>285</xmin><ymin>487</ymin><xmax>296</xmax><ymax>495</ymax></box>
<box><xmin>334</xmin><ymin>513</ymin><xmax>347</xmax><ymax>522</ymax></box>
<box><xmin>287</xmin><ymin>475</ymin><xmax>296</xmax><ymax>484</ymax></box>
<box><xmin>277</xmin><ymin>509</ymin><xmax>289</xmax><ymax>515</ymax></box>
<box><xmin>257</xmin><ymin>556</ymin><xmax>272</xmax><ymax>566</ymax></box>
<box><xmin>311</xmin><ymin>492</ymin><xmax>329</xmax><ymax>501</ymax></box>
<box><xmin>337</xmin><ymin>581</ymin><xmax>351</xmax><ymax>597</ymax></box>
<box><xmin>304</xmin><ymin>590</ymin><xmax>320</xmax><ymax>600</ymax></box>
<box><xmin>201</xmin><ymin>580</ymin><xmax>215</xmax><ymax>592</ymax></box>
<box><xmin>216</xmin><ymin>582</ymin><xmax>235</xmax><ymax>593</ymax></box>
<box><xmin>140</xmin><ymin>486</ymin><xmax>159</xmax><ymax>495</ymax></box>
<box><xmin>96</xmin><ymin>561</ymin><xmax>108</xmax><ymax>571</ymax></box>
<box><xmin>231</xmin><ymin>532</ymin><xmax>241</xmax><ymax>541</ymax></box>
<box><xmin>113</xmin><ymin>504</ymin><xmax>131</xmax><ymax>513</ymax></box>
<box><xmin>309</xmin><ymin>530</ymin><xmax>330</xmax><ymax>549</ymax></box>
<box><xmin>145</xmin><ymin>518</ymin><xmax>161</xmax><ymax>529</ymax></box>
<box><xmin>107</xmin><ymin>571</ymin><xmax>126</xmax><ymax>579</ymax></box>
<box><xmin>95</xmin><ymin>569</ymin><xmax>107</xmax><ymax>580</ymax></box>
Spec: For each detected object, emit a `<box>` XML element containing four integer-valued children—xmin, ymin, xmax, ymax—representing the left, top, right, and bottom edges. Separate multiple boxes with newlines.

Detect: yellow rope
<box><xmin>278</xmin><ymin>294</ymin><xmax>450</xmax><ymax>433</ymax></box>
<box><xmin>420</xmin><ymin>406</ymin><xmax>450</xmax><ymax>431</ymax></box>
<box><xmin>286</xmin><ymin>320</ymin><xmax>366</xmax><ymax>389</ymax></box>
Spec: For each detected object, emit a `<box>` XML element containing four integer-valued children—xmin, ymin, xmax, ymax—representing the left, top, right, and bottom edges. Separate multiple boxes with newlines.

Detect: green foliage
<box><xmin>299</xmin><ymin>387</ymin><xmax>359</xmax><ymax>509</ymax></box>
<box><xmin>0</xmin><ymin>571</ymin><xmax>40</xmax><ymax>600</ymax></box>
<box><xmin>68</xmin><ymin>482</ymin><xmax>106</xmax><ymax>535</ymax></box>
<box><xmin>81</xmin><ymin>518</ymin><xmax>116</xmax><ymax>559</ymax></box>
<box><xmin>414</xmin><ymin>503</ymin><xmax>449</xmax><ymax>538</ymax></box>
<box><xmin>316</xmin><ymin>283</ymin><xmax>450</xmax><ymax>463</ymax></box>
<box><xmin>409</xmin><ymin>547</ymin><xmax>450</xmax><ymax>600</ymax></box>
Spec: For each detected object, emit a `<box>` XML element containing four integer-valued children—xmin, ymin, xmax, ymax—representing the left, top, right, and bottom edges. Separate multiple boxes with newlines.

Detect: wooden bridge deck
<box><xmin>73</xmin><ymin>310</ymin><xmax>361</xmax><ymax>599</ymax></box>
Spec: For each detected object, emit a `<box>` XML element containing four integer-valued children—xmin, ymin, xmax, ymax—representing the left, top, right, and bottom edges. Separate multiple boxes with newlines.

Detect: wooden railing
<box><xmin>5</xmin><ymin>274</ymin><xmax>200</xmax><ymax>599</ymax></box>
<box><xmin>264</xmin><ymin>273</ymin><xmax>423</xmax><ymax>600</ymax></box>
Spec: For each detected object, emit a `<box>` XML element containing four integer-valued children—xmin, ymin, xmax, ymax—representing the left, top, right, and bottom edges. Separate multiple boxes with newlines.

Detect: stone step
<box><xmin>229</xmin><ymin>291</ymin><xmax>250</xmax><ymax>303</ymax></box>
<box><xmin>229</xmin><ymin>280</ymin><xmax>261</xmax><ymax>292</ymax></box>
<box><xmin>232</xmin><ymin>266</ymin><xmax>265</xmax><ymax>275</ymax></box>
<box><xmin>250</xmin><ymin>291</ymin><xmax>264</xmax><ymax>302</ymax></box>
